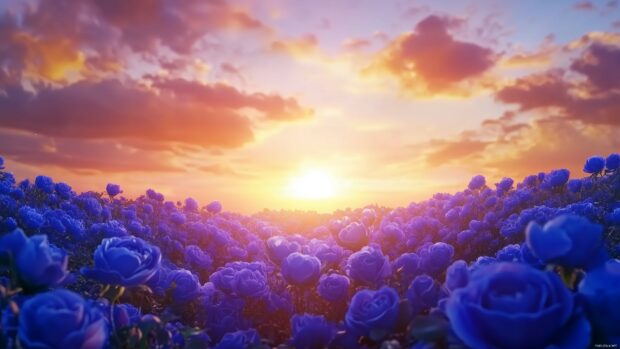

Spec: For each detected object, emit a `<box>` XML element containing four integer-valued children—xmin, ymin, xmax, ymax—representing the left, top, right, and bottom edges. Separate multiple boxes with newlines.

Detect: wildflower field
<box><xmin>0</xmin><ymin>154</ymin><xmax>619</xmax><ymax>349</ymax></box>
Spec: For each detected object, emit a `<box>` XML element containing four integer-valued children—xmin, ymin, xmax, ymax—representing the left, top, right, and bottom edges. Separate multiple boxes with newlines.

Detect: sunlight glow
<box><xmin>286</xmin><ymin>169</ymin><xmax>337</xmax><ymax>200</ymax></box>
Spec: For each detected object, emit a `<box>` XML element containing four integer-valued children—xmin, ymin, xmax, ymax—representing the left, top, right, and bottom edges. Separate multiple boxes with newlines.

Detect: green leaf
<box><xmin>369</xmin><ymin>328</ymin><xmax>390</xmax><ymax>342</ymax></box>
<box><xmin>409</xmin><ymin>315</ymin><xmax>450</xmax><ymax>343</ymax></box>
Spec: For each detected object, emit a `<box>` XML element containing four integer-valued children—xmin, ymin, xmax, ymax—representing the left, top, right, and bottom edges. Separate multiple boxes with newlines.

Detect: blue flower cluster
<box><xmin>1</xmin><ymin>153</ymin><xmax>620</xmax><ymax>348</ymax></box>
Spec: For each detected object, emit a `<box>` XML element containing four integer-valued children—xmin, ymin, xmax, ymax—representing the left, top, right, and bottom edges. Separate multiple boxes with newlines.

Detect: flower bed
<box><xmin>0</xmin><ymin>154</ymin><xmax>619</xmax><ymax>348</ymax></box>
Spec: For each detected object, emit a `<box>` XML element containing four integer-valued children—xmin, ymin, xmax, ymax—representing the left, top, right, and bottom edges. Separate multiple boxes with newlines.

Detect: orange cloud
<box><xmin>368</xmin><ymin>15</ymin><xmax>497</xmax><ymax>95</ymax></box>
<box><xmin>342</xmin><ymin>38</ymin><xmax>372</xmax><ymax>51</ymax></box>
<box><xmin>271</xmin><ymin>34</ymin><xmax>319</xmax><ymax>57</ymax></box>
<box><xmin>502</xmin><ymin>35</ymin><xmax>557</xmax><ymax>68</ymax></box>
<box><xmin>0</xmin><ymin>78</ymin><xmax>312</xmax><ymax>150</ymax></box>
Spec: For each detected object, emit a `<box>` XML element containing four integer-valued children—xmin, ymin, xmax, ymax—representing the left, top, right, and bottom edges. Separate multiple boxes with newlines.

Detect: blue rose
<box><xmin>606</xmin><ymin>153</ymin><xmax>620</xmax><ymax>171</ymax></box>
<box><xmin>419</xmin><ymin>242</ymin><xmax>454</xmax><ymax>276</ymax></box>
<box><xmin>393</xmin><ymin>252</ymin><xmax>421</xmax><ymax>285</ymax></box>
<box><xmin>446</xmin><ymin>263</ymin><xmax>591</xmax><ymax>349</ymax></box>
<box><xmin>266</xmin><ymin>236</ymin><xmax>300</xmax><ymax>263</ymax></box>
<box><xmin>201</xmin><ymin>289</ymin><xmax>249</xmax><ymax>341</ymax></box>
<box><xmin>231</xmin><ymin>268</ymin><xmax>269</xmax><ymax>298</ymax></box>
<box><xmin>345</xmin><ymin>286</ymin><xmax>400</xmax><ymax>338</ymax></box>
<box><xmin>337</xmin><ymin>222</ymin><xmax>368</xmax><ymax>250</ymax></box>
<box><xmin>0</xmin><ymin>228</ymin><xmax>28</xmax><ymax>256</ymax></box>
<box><xmin>406</xmin><ymin>274</ymin><xmax>445</xmax><ymax>314</ymax></box>
<box><xmin>54</xmin><ymin>182</ymin><xmax>73</xmax><ymax>199</ymax></box>
<box><xmin>209</xmin><ymin>266</ymin><xmax>237</xmax><ymax>293</ymax></box>
<box><xmin>310</xmin><ymin>242</ymin><xmax>343</xmax><ymax>266</ymax></box>
<box><xmin>106</xmin><ymin>183</ymin><xmax>122</xmax><ymax>197</ymax></box>
<box><xmin>583</xmin><ymin>155</ymin><xmax>605</xmax><ymax>174</ymax></box>
<box><xmin>281</xmin><ymin>252</ymin><xmax>321</xmax><ymax>285</ymax></box>
<box><xmin>17</xmin><ymin>206</ymin><xmax>44</xmax><ymax>231</ymax></box>
<box><xmin>16</xmin><ymin>234</ymin><xmax>68</xmax><ymax>290</ymax></box>
<box><xmin>18</xmin><ymin>289</ymin><xmax>107</xmax><ymax>349</ymax></box>
<box><xmin>166</xmin><ymin>269</ymin><xmax>202</xmax><ymax>303</ymax></box>
<box><xmin>206</xmin><ymin>200</ymin><xmax>222</xmax><ymax>214</ymax></box>
<box><xmin>317</xmin><ymin>273</ymin><xmax>350</xmax><ymax>302</ymax></box>
<box><xmin>468</xmin><ymin>175</ymin><xmax>486</xmax><ymax>190</ymax></box>
<box><xmin>540</xmin><ymin>169</ymin><xmax>570</xmax><ymax>190</ymax></box>
<box><xmin>81</xmin><ymin>236</ymin><xmax>161</xmax><ymax>287</ymax></box>
<box><xmin>346</xmin><ymin>246</ymin><xmax>391</xmax><ymax>286</ymax></box>
<box><xmin>214</xmin><ymin>329</ymin><xmax>260</xmax><ymax>349</ymax></box>
<box><xmin>34</xmin><ymin>175</ymin><xmax>54</xmax><ymax>194</ymax></box>
<box><xmin>185</xmin><ymin>245</ymin><xmax>213</xmax><ymax>276</ymax></box>
<box><xmin>526</xmin><ymin>214</ymin><xmax>607</xmax><ymax>270</ymax></box>
<box><xmin>578</xmin><ymin>259</ymin><xmax>620</xmax><ymax>344</ymax></box>
<box><xmin>444</xmin><ymin>260</ymin><xmax>469</xmax><ymax>291</ymax></box>
<box><xmin>113</xmin><ymin>303</ymin><xmax>141</xmax><ymax>328</ymax></box>
<box><xmin>291</xmin><ymin>314</ymin><xmax>336</xmax><ymax>349</ymax></box>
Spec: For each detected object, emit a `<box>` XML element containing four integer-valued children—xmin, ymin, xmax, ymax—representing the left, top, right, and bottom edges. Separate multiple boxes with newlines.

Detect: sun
<box><xmin>286</xmin><ymin>169</ymin><xmax>337</xmax><ymax>200</ymax></box>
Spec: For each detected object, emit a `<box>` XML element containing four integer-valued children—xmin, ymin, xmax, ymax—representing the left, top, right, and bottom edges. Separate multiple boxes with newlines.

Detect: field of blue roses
<box><xmin>1</xmin><ymin>154</ymin><xmax>620</xmax><ymax>349</ymax></box>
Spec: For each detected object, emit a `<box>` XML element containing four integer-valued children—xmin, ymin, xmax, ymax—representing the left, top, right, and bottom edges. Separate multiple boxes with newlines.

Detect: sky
<box><xmin>0</xmin><ymin>0</ymin><xmax>619</xmax><ymax>213</ymax></box>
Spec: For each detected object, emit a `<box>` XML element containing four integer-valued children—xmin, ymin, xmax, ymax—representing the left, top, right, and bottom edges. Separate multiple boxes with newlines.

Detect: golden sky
<box><xmin>1</xmin><ymin>0</ymin><xmax>619</xmax><ymax>213</ymax></box>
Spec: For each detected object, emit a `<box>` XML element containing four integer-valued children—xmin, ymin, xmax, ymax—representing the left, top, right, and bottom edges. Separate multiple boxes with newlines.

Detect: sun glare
<box><xmin>286</xmin><ymin>169</ymin><xmax>337</xmax><ymax>200</ymax></box>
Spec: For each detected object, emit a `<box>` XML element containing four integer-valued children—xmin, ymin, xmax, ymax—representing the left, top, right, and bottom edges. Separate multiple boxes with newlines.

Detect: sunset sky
<box><xmin>1</xmin><ymin>0</ymin><xmax>619</xmax><ymax>213</ymax></box>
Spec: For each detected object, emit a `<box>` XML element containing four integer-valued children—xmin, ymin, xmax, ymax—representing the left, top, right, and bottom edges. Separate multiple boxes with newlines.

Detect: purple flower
<box><xmin>583</xmin><ymin>155</ymin><xmax>606</xmax><ymax>174</ymax></box>
<box><xmin>345</xmin><ymin>286</ymin><xmax>400</xmax><ymax>338</ymax></box>
<box><xmin>185</xmin><ymin>197</ymin><xmax>199</xmax><ymax>211</ymax></box>
<box><xmin>214</xmin><ymin>329</ymin><xmax>260</xmax><ymax>349</ymax></box>
<box><xmin>526</xmin><ymin>214</ymin><xmax>607</xmax><ymax>270</ymax></box>
<box><xmin>266</xmin><ymin>236</ymin><xmax>300</xmax><ymax>263</ymax></box>
<box><xmin>185</xmin><ymin>245</ymin><xmax>213</xmax><ymax>274</ymax></box>
<box><xmin>0</xmin><ymin>228</ymin><xmax>28</xmax><ymax>256</ymax></box>
<box><xmin>291</xmin><ymin>314</ymin><xmax>336</xmax><ymax>349</ymax></box>
<box><xmin>54</xmin><ymin>182</ymin><xmax>73</xmax><ymax>199</ymax></box>
<box><xmin>468</xmin><ymin>175</ymin><xmax>486</xmax><ymax>190</ymax></box>
<box><xmin>18</xmin><ymin>289</ymin><xmax>107</xmax><ymax>349</ymax></box>
<box><xmin>337</xmin><ymin>222</ymin><xmax>368</xmax><ymax>250</ymax></box>
<box><xmin>281</xmin><ymin>252</ymin><xmax>321</xmax><ymax>285</ymax></box>
<box><xmin>346</xmin><ymin>246</ymin><xmax>391</xmax><ymax>285</ymax></box>
<box><xmin>206</xmin><ymin>200</ymin><xmax>222</xmax><ymax>214</ymax></box>
<box><xmin>540</xmin><ymin>169</ymin><xmax>570</xmax><ymax>189</ymax></box>
<box><xmin>446</xmin><ymin>263</ymin><xmax>590</xmax><ymax>349</ymax></box>
<box><xmin>445</xmin><ymin>260</ymin><xmax>469</xmax><ymax>291</ymax></box>
<box><xmin>34</xmin><ymin>175</ymin><xmax>54</xmax><ymax>194</ymax></box>
<box><xmin>81</xmin><ymin>236</ymin><xmax>161</xmax><ymax>287</ymax></box>
<box><xmin>407</xmin><ymin>274</ymin><xmax>444</xmax><ymax>314</ymax></box>
<box><xmin>106</xmin><ymin>183</ymin><xmax>122</xmax><ymax>197</ymax></box>
<box><xmin>113</xmin><ymin>303</ymin><xmax>141</xmax><ymax>328</ymax></box>
<box><xmin>231</xmin><ymin>268</ymin><xmax>269</xmax><ymax>298</ymax></box>
<box><xmin>578</xmin><ymin>259</ymin><xmax>620</xmax><ymax>343</ymax></box>
<box><xmin>166</xmin><ymin>269</ymin><xmax>202</xmax><ymax>303</ymax></box>
<box><xmin>606</xmin><ymin>153</ymin><xmax>620</xmax><ymax>171</ymax></box>
<box><xmin>18</xmin><ymin>206</ymin><xmax>44</xmax><ymax>231</ymax></box>
<box><xmin>317</xmin><ymin>273</ymin><xmax>350</xmax><ymax>302</ymax></box>
<box><xmin>16</xmin><ymin>234</ymin><xmax>68</xmax><ymax>290</ymax></box>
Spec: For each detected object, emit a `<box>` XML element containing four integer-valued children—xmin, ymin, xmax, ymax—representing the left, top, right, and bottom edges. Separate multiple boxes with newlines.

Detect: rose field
<box><xmin>0</xmin><ymin>153</ymin><xmax>620</xmax><ymax>349</ymax></box>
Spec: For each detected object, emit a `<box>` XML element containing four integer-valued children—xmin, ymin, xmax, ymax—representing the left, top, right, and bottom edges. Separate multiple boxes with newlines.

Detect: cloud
<box><xmin>502</xmin><ymin>34</ymin><xmax>557</xmax><ymax>68</ymax></box>
<box><xmin>496</xmin><ymin>44</ymin><xmax>620</xmax><ymax>126</ymax></box>
<box><xmin>422</xmin><ymin>40</ymin><xmax>620</xmax><ymax>178</ymax></box>
<box><xmin>570</xmin><ymin>43</ymin><xmax>620</xmax><ymax>91</ymax></box>
<box><xmin>90</xmin><ymin>0</ymin><xmax>269</xmax><ymax>54</ymax></box>
<box><xmin>0</xmin><ymin>0</ymin><xmax>269</xmax><ymax>84</ymax></box>
<box><xmin>271</xmin><ymin>34</ymin><xmax>319</xmax><ymax>57</ymax></box>
<box><xmin>495</xmin><ymin>70</ymin><xmax>573</xmax><ymax>111</ymax></box>
<box><xmin>573</xmin><ymin>1</ymin><xmax>595</xmax><ymax>11</ymax></box>
<box><xmin>0</xmin><ymin>78</ymin><xmax>312</xmax><ymax>150</ymax></box>
<box><xmin>425</xmin><ymin>139</ymin><xmax>490</xmax><ymax>167</ymax></box>
<box><xmin>342</xmin><ymin>38</ymin><xmax>372</xmax><ymax>51</ymax></box>
<box><xmin>368</xmin><ymin>15</ymin><xmax>497</xmax><ymax>95</ymax></box>
<box><xmin>0</xmin><ymin>129</ymin><xmax>181</xmax><ymax>173</ymax></box>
